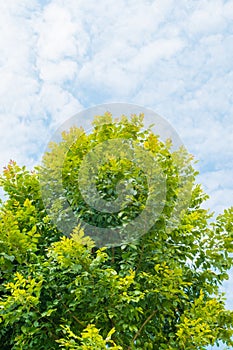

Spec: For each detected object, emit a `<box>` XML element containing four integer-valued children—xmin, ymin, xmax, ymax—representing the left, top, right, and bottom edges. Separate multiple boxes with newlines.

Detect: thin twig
<box><xmin>62</xmin><ymin>302</ymin><xmax>86</xmax><ymax>327</ymax></box>
<box><xmin>128</xmin><ymin>309</ymin><xmax>157</xmax><ymax>349</ymax></box>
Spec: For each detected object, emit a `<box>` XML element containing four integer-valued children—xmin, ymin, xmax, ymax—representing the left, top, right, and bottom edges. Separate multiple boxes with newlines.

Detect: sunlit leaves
<box><xmin>0</xmin><ymin>113</ymin><xmax>233</xmax><ymax>349</ymax></box>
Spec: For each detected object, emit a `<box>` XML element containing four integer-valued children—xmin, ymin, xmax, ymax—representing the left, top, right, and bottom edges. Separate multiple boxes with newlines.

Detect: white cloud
<box><xmin>36</xmin><ymin>3</ymin><xmax>77</xmax><ymax>61</ymax></box>
<box><xmin>188</xmin><ymin>1</ymin><xmax>226</xmax><ymax>34</ymax></box>
<box><xmin>38</xmin><ymin>59</ymin><xmax>77</xmax><ymax>83</ymax></box>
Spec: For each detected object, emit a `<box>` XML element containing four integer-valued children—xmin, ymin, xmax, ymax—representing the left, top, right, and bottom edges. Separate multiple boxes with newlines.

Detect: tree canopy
<box><xmin>0</xmin><ymin>113</ymin><xmax>233</xmax><ymax>349</ymax></box>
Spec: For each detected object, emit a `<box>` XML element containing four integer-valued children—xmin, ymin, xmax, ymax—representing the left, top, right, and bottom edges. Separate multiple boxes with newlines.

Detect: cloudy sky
<box><xmin>0</xmin><ymin>1</ymin><xmax>232</xmax><ymax>347</ymax></box>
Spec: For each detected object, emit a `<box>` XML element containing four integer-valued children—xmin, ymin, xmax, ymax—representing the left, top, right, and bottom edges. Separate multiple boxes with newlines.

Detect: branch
<box><xmin>62</xmin><ymin>302</ymin><xmax>86</xmax><ymax>327</ymax></box>
<box><xmin>128</xmin><ymin>309</ymin><xmax>157</xmax><ymax>349</ymax></box>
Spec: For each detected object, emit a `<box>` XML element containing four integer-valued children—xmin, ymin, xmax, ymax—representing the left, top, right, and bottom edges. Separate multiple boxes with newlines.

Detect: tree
<box><xmin>0</xmin><ymin>113</ymin><xmax>233</xmax><ymax>349</ymax></box>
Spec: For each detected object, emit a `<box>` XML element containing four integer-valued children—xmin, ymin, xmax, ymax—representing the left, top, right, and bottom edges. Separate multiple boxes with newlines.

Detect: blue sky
<box><xmin>0</xmin><ymin>1</ymin><xmax>232</xmax><ymax>348</ymax></box>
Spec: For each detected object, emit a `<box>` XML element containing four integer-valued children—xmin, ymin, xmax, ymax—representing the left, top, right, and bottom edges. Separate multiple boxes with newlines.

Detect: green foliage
<box><xmin>0</xmin><ymin>114</ymin><xmax>233</xmax><ymax>349</ymax></box>
<box><xmin>57</xmin><ymin>325</ymin><xmax>122</xmax><ymax>349</ymax></box>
